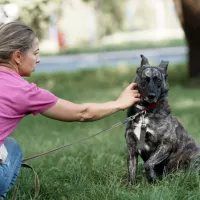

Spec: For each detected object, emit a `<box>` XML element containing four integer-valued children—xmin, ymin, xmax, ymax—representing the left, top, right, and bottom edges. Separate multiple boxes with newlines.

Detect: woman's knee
<box><xmin>0</xmin><ymin>138</ymin><xmax>22</xmax><ymax>197</ymax></box>
<box><xmin>4</xmin><ymin>137</ymin><xmax>21</xmax><ymax>151</ymax></box>
<box><xmin>4</xmin><ymin>137</ymin><xmax>22</xmax><ymax>158</ymax></box>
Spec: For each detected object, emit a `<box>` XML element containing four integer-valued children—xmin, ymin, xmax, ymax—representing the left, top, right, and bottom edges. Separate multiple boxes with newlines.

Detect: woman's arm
<box><xmin>41</xmin><ymin>82</ymin><xmax>140</xmax><ymax>122</ymax></box>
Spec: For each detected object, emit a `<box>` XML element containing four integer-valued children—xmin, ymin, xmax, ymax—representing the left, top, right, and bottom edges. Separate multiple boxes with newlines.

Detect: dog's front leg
<box><xmin>144</xmin><ymin>144</ymin><xmax>171</xmax><ymax>183</ymax></box>
<box><xmin>126</xmin><ymin>128</ymin><xmax>138</xmax><ymax>184</ymax></box>
<box><xmin>127</xmin><ymin>146</ymin><xmax>138</xmax><ymax>184</ymax></box>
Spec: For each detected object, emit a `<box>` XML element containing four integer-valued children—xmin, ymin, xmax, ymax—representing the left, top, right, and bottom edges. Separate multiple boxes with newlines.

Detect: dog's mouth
<box><xmin>143</xmin><ymin>96</ymin><xmax>158</xmax><ymax>104</ymax></box>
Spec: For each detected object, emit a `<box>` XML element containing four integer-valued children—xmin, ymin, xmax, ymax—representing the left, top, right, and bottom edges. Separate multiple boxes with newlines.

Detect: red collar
<box><xmin>136</xmin><ymin>101</ymin><xmax>161</xmax><ymax>112</ymax></box>
<box><xmin>144</xmin><ymin>101</ymin><xmax>161</xmax><ymax>111</ymax></box>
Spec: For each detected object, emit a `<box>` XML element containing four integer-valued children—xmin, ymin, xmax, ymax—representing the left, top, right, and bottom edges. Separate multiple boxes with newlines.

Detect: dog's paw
<box><xmin>147</xmin><ymin>174</ymin><xmax>157</xmax><ymax>183</ymax></box>
<box><xmin>128</xmin><ymin>179</ymin><xmax>137</xmax><ymax>185</ymax></box>
<box><xmin>128</xmin><ymin>176</ymin><xmax>137</xmax><ymax>185</ymax></box>
<box><xmin>144</xmin><ymin>163</ymin><xmax>157</xmax><ymax>183</ymax></box>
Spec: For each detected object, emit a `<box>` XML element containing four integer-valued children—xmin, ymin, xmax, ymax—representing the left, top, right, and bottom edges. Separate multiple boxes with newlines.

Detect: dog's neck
<box><xmin>136</xmin><ymin>102</ymin><xmax>161</xmax><ymax>112</ymax></box>
<box><xmin>135</xmin><ymin>97</ymin><xmax>170</xmax><ymax>114</ymax></box>
<box><xmin>138</xmin><ymin>101</ymin><xmax>161</xmax><ymax>111</ymax></box>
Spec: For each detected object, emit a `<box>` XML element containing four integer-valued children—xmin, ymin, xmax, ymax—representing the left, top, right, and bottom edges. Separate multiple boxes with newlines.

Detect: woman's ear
<box><xmin>11</xmin><ymin>50</ymin><xmax>22</xmax><ymax>66</ymax></box>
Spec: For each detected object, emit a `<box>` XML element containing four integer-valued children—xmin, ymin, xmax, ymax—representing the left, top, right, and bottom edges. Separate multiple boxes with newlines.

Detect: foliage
<box><xmin>83</xmin><ymin>0</ymin><xmax>125</xmax><ymax>37</ymax></box>
<box><xmin>1</xmin><ymin>0</ymin><xmax>62</xmax><ymax>39</ymax></box>
<box><xmin>1</xmin><ymin>0</ymin><xmax>125</xmax><ymax>39</ymax></box>
<box><xmin>5</xmin><ymin>64</ymin><xmax>200</xmax><ymax>199</ymax></box>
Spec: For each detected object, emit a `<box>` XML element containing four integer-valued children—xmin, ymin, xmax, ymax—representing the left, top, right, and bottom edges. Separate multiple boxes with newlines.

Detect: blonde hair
<box><xmin>0</xmin><ymin>21</ymin><xmax>37</xmax><ymax>64</ymax></box>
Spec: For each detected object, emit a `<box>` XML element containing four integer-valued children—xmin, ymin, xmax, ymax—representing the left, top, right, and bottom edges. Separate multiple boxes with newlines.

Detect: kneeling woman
<box><xmin>0</xmin><ymin>21</ymin><xmax>141</xmax><ymax>198</ymax></box>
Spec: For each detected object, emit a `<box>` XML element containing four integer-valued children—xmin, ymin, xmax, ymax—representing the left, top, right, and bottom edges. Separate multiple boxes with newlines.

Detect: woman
<box><xmin>0</xmin><ymin>21</ymin><xmax>140</xmax><ymax>198</ymax></box>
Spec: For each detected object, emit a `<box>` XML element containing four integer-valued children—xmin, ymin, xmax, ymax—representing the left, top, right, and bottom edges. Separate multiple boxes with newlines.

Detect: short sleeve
<box><xmin>25</xmin><ymin>83</ymin><xmax>58</xmax><ymax>115</ymax></box>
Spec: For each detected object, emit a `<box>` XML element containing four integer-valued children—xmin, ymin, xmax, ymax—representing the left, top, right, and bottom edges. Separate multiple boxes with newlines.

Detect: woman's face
<box><xmin>18</xmin><ymin>37</ymin><xmax>40</xmax><ymax>76</ymax></box>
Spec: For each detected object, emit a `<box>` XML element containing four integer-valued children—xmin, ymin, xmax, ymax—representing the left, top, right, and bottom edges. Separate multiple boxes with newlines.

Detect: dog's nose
<box><xmin>148</xmin><ymin>93</ymin><xmax>156</xmax><ymax>99</ymax></box>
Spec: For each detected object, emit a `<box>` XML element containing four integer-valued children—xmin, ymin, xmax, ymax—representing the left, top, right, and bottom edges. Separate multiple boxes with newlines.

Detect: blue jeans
<box><xmin>0</xmin><ymin>137</ymin><xmax>22</xmax><ymax>199</ymax></box>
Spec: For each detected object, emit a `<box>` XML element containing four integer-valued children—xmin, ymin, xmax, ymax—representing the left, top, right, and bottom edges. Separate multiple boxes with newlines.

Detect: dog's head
<box><xmin>135</xmin><ymin>55</ymin><xmax>169</xmax><ymax>104</ymax></box>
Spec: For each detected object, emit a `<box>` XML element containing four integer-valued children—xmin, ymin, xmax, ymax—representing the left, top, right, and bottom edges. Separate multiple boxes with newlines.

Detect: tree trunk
<box><xmin>173</xmin><ymin>0</ymin><xmax>200</xmax><ymax>78</ymax></box>
<box><xmin>188</xmin><ymin>43</ymin><xmax>200</xmax><ymax>77</ymax></box>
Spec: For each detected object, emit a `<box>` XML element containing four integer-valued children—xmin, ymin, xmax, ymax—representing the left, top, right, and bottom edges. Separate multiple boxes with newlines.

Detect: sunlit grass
<box><xmin>7</xmin><ymin>64</ymin><xmax>200</xmax><ymax>199</ymax></box>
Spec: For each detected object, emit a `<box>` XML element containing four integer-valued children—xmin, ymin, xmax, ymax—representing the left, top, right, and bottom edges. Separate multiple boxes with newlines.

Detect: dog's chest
<box><xmin>132</xmin><ymin>115</ymin><xmax>155</xmax><ymax>151</ymax></box>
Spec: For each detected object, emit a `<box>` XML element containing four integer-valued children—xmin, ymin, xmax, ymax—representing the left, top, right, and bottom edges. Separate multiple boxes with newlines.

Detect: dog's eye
<box><xmin>141</xmin><ymin>80</ymin><xmax>146</xmax><ymax>87</ymax></box>
<box><xmin>146</xmin><ymin>77</ymin><xmax>150</xmax><ymax>82</ymax></box>
<box><xmin>153</xmin><ymin>76</ymin><xmax>158</xmax><ymax>81</ymax></box>
<box><xmin>157</xmin><ymin>79</ymin><xmax>162</xmax><ymax>87</ymax></box>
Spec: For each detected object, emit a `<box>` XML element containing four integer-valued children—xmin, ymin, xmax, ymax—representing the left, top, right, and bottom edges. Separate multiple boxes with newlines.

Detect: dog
<box><xmin>125</xmin><ymin>55</ymin><xmax>200</xmax><ymax>183</ymax></box>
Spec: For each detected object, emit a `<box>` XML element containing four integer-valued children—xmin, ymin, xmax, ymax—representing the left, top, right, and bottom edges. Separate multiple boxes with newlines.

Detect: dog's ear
<box><xmin>159</xmin><ymin>60</ymin><xmax>169</xmax><ymax>73</ymax></box>
<box><xmin>136</xmin><ymin>55</ymin><xmax>150</xmax><ymax>75</ymax></box>
<box><xmin>140</xmin><ymin>54</ymin><xmax>150</xmax><ymax>66</ymax></box>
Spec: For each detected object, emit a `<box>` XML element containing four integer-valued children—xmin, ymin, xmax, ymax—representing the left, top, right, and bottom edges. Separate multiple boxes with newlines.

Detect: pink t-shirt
<box><xmin>0</xmin><ymin>70</ymin><xmax>58</xmax><ymax>145</ymax></box>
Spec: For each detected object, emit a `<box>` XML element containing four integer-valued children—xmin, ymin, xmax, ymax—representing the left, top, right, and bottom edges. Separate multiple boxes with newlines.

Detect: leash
<box><xmin>20</xmin><ymin>111</ymin><xmax>144</xmax><ymax>198</ymax></box>
<box><xmin>21</xmin><ymin>103</ymin><xmax>159</xmax><ymax>198</ymax></box>
<box><xmin>22</xmin><ymin>111</ymin><xmax>144</xmax><ymax>163</ymax></box>
<box><xmin>23</xmin><ymin>100</ymin><xmax>163</xmax><ymax>163</ymax></box>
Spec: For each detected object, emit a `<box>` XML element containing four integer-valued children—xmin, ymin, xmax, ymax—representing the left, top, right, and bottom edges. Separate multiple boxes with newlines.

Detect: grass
<box><xmin>7</xmin><ymin>64</ymin><xmax>200</xmax><ymax>199</ymax></box>
<box><xmin>44</xmin><ymin>39</ymin><xmax>186</xmax><ymax>56</ymax></box>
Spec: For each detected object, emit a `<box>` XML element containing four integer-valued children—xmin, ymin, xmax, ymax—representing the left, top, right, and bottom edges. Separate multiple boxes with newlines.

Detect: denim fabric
<box><xmin>0</xmin><ymin>137</ymin><xmax>22</xmax><ymax>199</ymax></box>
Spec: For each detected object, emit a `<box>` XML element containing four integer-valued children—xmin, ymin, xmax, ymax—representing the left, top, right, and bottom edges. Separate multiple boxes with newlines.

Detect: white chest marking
<box><xmin>133</xmin><ymin>118</ymin><xmax>142</xmax><ymax>140</ymax></box>
<box><xmin>133</xmin><ymin>116</ymin><xmax>154</xmax><ymax>152</ymax></box>
<box><xmin>133</xmin><ymin>116</ymin><xmax>150</xmax><ymax>140</ymax></box>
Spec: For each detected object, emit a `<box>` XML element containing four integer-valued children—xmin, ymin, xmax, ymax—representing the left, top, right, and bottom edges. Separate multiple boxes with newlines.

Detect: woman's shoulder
<box><xmin>0</xmin><ymin>70</ymin><xmax>39</xmax><ymax>93</ymax></box>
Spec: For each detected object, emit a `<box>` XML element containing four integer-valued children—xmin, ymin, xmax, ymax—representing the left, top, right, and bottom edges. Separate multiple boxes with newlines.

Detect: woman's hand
<box><xmin>115</xmin><ymin>82</ymin><xmax>141</xmax><ymax>110</ymax></box>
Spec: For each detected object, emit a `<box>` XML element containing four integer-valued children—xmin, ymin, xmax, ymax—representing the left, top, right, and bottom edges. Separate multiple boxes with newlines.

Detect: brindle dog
<box><xmin>125</xmin><ymin>55</ymin><xmax>200</xmax><ymax>183</ymax></box>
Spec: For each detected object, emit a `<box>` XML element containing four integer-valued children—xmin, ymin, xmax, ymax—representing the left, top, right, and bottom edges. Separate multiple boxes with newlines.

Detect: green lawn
<box><xmin>7</xmin><ymin>65</ymin><xmax>200</xmax><ymax>200</ymax></box>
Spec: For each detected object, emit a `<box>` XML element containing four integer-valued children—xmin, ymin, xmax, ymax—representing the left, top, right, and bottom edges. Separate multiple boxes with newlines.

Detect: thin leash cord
<box><xmin>22</xmin><ymin>113</ymin><xmax>143</xmax><ymax>163</ymax></box>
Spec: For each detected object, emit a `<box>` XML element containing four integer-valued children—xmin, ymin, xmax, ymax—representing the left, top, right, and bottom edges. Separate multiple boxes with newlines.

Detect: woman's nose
<box><xmin>36</xmin><ymin>55</ymin><xmax>40</xmax><ymax>63</ymax></box>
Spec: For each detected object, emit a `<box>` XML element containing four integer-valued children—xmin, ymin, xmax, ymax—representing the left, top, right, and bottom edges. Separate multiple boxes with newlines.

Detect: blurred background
<box><xmin>0</xmin><ymin>0</ymin><xmax>199</xmax><ymax>78</ymax></box>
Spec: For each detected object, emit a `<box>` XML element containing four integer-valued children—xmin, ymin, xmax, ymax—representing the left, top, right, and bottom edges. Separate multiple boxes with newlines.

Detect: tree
<box><xmin>173</xmin><ymin>0</ymin><xmax>200</xmax><ymax>78</ymax></box>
